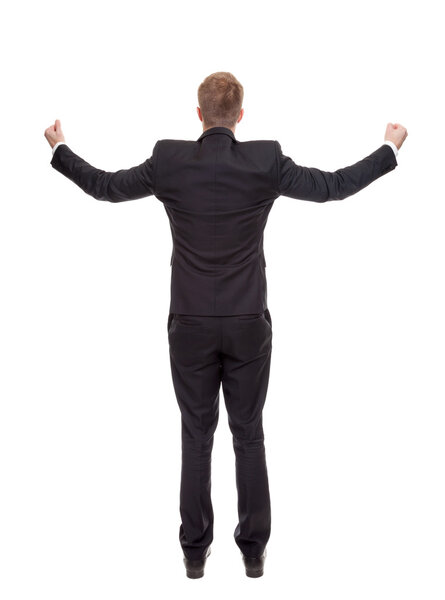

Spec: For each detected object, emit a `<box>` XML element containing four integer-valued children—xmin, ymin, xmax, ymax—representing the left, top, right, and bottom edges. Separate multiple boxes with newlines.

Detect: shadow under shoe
<box><xmin>241</xmin><ymin>547</ymin><xmax>267</xmax><ymax>578</ymax></box>
<box><xmin>183</xmin><ymin>545</ymin><xmax>212</xmax><ymax>579</ymax></box>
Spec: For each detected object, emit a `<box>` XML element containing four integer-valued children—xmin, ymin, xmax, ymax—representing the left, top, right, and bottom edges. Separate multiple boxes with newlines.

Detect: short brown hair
<box><xmin>197</xmin><ymin>72</ymin><xmax>244</xmax><ymax>129</ymax></box>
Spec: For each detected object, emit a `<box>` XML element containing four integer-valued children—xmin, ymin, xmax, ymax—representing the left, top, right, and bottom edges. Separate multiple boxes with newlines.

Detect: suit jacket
<box><xmin>50</xmin><ymin>126</ymin><xmax>398</xmax><ymax>315</ymax></box>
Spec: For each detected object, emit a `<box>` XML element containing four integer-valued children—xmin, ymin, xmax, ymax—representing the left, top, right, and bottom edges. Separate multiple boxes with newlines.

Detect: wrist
<box><xmin>383</xmin><ymin>139</ymin><xmax>398</xmax><ymax>156</ymax></box>
<box><xmin>52</xmin><ymin>141</ymin><xmax>66</xmax><ymax>154</ymax></box>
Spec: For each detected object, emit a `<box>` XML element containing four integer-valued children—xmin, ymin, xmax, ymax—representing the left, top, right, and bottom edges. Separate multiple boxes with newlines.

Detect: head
<box><xmin>197</xmin><ymin>71</ymin><xmax>244</xmax><ymax>133</ymax></box>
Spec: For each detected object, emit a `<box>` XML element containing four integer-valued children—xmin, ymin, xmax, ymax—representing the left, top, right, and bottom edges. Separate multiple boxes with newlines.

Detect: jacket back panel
<box><xmin>154</xmin><ymin>134</ymin><xmax>279</xmax><ymax>315</ymax></box>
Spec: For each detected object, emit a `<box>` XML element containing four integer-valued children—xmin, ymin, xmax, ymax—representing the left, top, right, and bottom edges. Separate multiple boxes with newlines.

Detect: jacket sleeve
<box><xmin>274</xmin><ymin>141</ymin><xmax>398</xmax><ymax>202</ymax></box>
<box><xmin>50</xmin><ymin>142</ymin><xmax>158</xmax><ymax>202</ymax></box>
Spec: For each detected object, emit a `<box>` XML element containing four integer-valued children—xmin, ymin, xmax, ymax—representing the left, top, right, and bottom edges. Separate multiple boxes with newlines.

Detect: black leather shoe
<box><xmin>183</xmin><ymin>545</ymin><xmax>211</xmax><ymax>579</ymax></box>
<box><xmin>241</xmin><ymin>547</ymin><xmax>267</xmax><ymax>577</ymax></box>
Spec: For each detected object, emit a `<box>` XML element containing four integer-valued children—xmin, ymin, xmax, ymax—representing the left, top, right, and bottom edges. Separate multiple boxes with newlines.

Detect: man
<box><xmin>44</xmin><ymin>71</ymin><xmax>408</xmax><ymax>579</ymax></box>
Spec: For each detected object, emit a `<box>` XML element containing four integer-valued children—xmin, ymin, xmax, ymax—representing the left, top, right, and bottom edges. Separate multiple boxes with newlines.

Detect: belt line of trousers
<box><xmin>167</xmin><ymin>309</ymin><xmax>273</xmax><ymax>561</ymax></box>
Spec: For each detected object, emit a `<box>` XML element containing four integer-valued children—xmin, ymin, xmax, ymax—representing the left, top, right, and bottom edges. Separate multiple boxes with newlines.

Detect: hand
<box><xmin>44</xmin><ymin>119</ymin><xmax>65</xmax><ymax>149</ymax></box>
<box><xmin>385</xmin><ymin>122</ymin><xmax>408</xmax><ymax>150</ymax></box>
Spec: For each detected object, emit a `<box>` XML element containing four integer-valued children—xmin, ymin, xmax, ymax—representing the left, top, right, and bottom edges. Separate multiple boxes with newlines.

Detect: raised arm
<box><xmin>45</xmin><ymin>120</ymin><xmax>157</xmax><ymax>202</ymax></box>
<box><xmin>50</xmin><ymin>143</ymin><xmax>157</xmax><ymax>202</ymax></box>
<box><xmin>275</xmin><ymin>123</ymin><xmax>407</xmax><ymax>202</ymax></box>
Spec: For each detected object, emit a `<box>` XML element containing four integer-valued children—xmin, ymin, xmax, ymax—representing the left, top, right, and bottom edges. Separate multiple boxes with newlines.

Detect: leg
<box><xmin>220</xmin><ymin>310</ymin><xmax>273</xmax><ymax>558</ymax></box>
<box><xmin>167</xmin><ymin>313</ymin><xmax>222</xmax><ymax>560</ymax></box>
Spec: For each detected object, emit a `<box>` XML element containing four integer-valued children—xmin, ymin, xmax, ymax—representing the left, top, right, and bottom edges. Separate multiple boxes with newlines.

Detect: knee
<box><xmin>232</xmin><ymin>435</ymin><xmax>265</xmax><ymax>452</ymax></box>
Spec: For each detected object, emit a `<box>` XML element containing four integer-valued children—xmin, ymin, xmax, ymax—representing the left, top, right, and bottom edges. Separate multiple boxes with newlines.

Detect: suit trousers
<box><xmin>167</xmin><ymin>309</ymin><xmax>273</xmax><ymax>560</ymax></box>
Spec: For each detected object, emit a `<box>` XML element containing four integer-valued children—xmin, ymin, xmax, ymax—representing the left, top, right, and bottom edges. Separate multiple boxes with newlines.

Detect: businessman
<box><xmin>44</xmin><ymin>71</ymin><xmax>408</xmax><ymax>579</ymax></box>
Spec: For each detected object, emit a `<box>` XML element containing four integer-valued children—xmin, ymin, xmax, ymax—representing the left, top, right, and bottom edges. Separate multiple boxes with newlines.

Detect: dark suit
<box><xmin>50</xmin><ymin>127</ymin><xmax>398</xmax><ymax>560</ymax></box>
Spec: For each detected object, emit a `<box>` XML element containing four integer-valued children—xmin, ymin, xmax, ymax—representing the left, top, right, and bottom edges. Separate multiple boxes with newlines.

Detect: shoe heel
<box><xmin>241</xmin><ymin>549</ymin><xmax>266</xmax><ymax>577</ymax></box>
<box><xmin>186</xmin><ymin>567</ymin><xmax>205</xmax><ymax>579</ymax></box>
<box><xmin>183</xmin><ymin>546</ymin><xmax>211</xmax><ymax>578</ymax></box>
<box><xmin>246</xmin><ymin>567</ymin><xmax>264</xmax><ymax>577</ymax></box>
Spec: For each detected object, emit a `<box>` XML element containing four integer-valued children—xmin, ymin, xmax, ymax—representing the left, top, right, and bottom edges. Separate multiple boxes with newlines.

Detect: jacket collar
<box><xmin>197</xmin><ymin>126</ymin><xmax>238</xmax><ymax>143</ymax></box>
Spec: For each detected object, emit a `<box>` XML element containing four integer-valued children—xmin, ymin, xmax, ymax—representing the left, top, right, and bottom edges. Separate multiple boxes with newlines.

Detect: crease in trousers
<box><xmin>167</xmin><ymin>309</ymin><xmax>273</xmax><ymax>561</ymax></box>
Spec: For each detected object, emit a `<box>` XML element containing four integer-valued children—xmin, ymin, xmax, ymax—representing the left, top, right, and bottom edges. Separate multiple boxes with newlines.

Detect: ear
<box><xmin>237</xmin><ymin>108</ymin><xmax>244</xmax><ymax>123</ymax></box>
<box><xmin>197</xmin><ymin>106</ymin><xmax>203</xmax><ymax>122</ymax></box>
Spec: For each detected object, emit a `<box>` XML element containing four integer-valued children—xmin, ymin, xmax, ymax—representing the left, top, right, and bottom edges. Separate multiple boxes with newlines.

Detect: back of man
<box><xmin>44</xmin><ymin>70</ymin><xmax>407</xmax><ymax>579</ymax></box>
<box><xmin>156</xmin><ymin>126</ymin><xmax>277</xmax><ymax>315</ymax></box>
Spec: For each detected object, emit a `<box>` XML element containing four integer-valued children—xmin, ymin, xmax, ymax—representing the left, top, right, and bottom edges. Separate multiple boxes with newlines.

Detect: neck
<box><xmin>203</xmin><ymin>125</ymin><xmax>235</xmax><ymax>134</ymax></box>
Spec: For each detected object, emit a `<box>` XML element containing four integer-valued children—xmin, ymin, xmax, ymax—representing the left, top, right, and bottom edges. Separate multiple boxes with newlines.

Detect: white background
<box><xmin>1</xmin><ymin>0</ymin><xmax>444</xmax><ymax>598</ymax></box>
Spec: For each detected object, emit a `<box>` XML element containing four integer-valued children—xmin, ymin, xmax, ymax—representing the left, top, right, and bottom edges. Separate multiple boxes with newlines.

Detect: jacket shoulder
<box><xmin>238</xmin><ymin>139</ymin><xmax>275</xmax><ymax>145</ymax></box>
<box><xmin>156</xmin><ymin>138</ymin><xmax>196</xmax><ymax>146</ymax></box>
<box><xmin>238</xmin><ymin>139</ymin><xmax>278</xmax><ymax>158</ymax></box>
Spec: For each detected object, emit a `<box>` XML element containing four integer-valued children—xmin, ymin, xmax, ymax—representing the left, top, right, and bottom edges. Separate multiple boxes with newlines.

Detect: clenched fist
<box><xmin>385</xmin><ymin>123</ymin><xmax>408</xmax><ymax>150</ymax></box>
<box><xmin>44</xmin><ymin>119</ymin><xmax>65</xmax><ymax>149</ymax></box>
